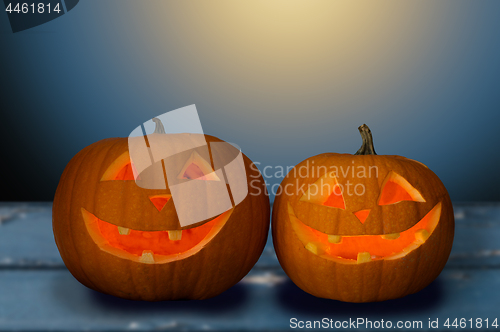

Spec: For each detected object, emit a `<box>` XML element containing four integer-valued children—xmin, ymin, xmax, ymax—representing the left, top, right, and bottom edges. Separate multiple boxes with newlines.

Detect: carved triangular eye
<box><xmin>300</xmin><ymin>171</ymin><xmax>346</xmax><ymax>210</ymax></box>
<box><xmin>101</xmin><ymin>152</ymin><xmax>137</xmax><ymax>181</ymax></box>
<box><xmin>323</xmin><ymin>185</ymin><xmax>346</xmax><ymax>209</ymax></box>
<box><xmin>177</xmin><ymin>151</ymin><xmax>220</xmax><ymax>181</ymax></box>
<box><xmin>378</xmin><ymin>171</ymin><xmax>425</xmax><ymax>205</ymax></box>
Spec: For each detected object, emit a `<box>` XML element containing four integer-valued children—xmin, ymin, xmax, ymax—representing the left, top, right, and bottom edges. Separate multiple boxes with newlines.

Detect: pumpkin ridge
<box><xmin>66</xmin><ymin>142</ymin><xmax>105</xmax><ymax>291</ymax></box>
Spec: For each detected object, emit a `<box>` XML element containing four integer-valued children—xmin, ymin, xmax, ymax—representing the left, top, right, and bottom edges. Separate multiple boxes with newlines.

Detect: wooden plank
<box><xmin>0</xmin><ymin>269</ymin><xmax>498</xmax><ymax>331</ymax></box>
<box><xmin>0</xmin><ymin>203</ymin><xmax>63</xmax><ymax>268</ymax></box>
<box><xmin>449</xmin><ymin>204</ymin><xmax>500</xmax><ymax>268</ymax></box>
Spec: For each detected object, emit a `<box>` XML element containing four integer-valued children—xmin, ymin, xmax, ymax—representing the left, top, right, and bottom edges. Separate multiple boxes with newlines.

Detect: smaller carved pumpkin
<box><xmin>272</xmin><ymin>125</ymin><xmax>454</xmax><ymax>302</ymax></box>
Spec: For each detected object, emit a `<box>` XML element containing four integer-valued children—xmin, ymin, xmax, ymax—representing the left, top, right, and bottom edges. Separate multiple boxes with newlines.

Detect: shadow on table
<box><xmin>88</xmin><ymin>283</ymin><xmax>248</xmax><ymax>313</ymax></box>
<box><xmin>51</xmin><ymin>272</ymin><xmax>248</xmax><ymax>314</ymax></box>
<box><xmin>276</xmin><ymin>278</ymin><xmax>443</xmax><ymax>315</ymax></box>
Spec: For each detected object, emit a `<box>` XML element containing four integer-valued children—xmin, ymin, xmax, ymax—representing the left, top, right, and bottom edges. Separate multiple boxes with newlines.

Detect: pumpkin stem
<box><xmin>152</xmin><ymin>118</ymin><xmax>166</xmax><ymax>134</ymax></box>
<box><xmin>354</xmin><ymin>124</ymin><xmax>377</xmax><ymax>155</ymax></box>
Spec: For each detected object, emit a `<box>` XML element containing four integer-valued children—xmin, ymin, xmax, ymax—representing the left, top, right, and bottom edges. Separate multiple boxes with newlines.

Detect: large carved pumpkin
<box><xmin>272</xmin><ymin>125</ymin><xmax>454</xmax><ymax>302</ymax></box>
<box><xmin>53</xmin><ymin>127</ymin><xmax>269</xmax><ymax>301</ymax></box>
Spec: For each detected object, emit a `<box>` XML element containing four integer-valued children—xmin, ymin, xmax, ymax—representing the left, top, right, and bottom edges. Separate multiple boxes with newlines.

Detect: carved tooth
<box><xmin>403</xmin><ymin>243</ymin><xmax>420</xmax><ymax>253</ymax></box>
<box><xmin>357</xmin><ymin>252</ymin><xmax>372</xmax><ymax>264</ymax></box>
<box><xmin>328</xmin><ymin>235</ymin><xmax>342</xmax><ymax>244</ymax></box>
<box><xmin>305</xmin><ymin>242</ymin><xmax>324</xmax><ymax>255</ymax></box>
<box><xmin>305</xmin><ymin>242</ymin><xmax>318</xmax><ymax>255</ymax></box>
<box><xmin>168</xmin><ymin>230</ymin><xmax>182</xmax><ymax>241</ymax></box>
<box><xmin>382</xmin><ymin>233</ymin><xmax>400</xmax><ymax>240</ymax></box>
<box><xmin>139</xmin><ymin>250</ymin><xmax>155</xmax><ymax>264</ymax></box>
<box><xmin>118</xmin><ymin>226</ymin><xmax>130</xmax><ymax>235</ymax></box>
<box><xmin>415</xmin><ymin>229</ymin><xmax>430</xmax><ymax>243</ymax></box>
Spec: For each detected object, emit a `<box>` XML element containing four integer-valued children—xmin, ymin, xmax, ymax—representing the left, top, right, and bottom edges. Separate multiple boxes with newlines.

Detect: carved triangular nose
<box><xmin>354</xmin><ymin>209</ymin><xmax>371</xmax><ymax>224</ymax></box>
<box><xmin>149</xmin><ymin>195</ymin><xmax>171</xmax><ymax>212</ymax></box>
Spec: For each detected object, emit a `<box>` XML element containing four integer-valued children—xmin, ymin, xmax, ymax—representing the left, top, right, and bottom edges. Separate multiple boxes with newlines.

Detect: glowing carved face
<box><xmin>82</xmin><ymin>150</ymin><xmax>232</xmax><ymax>264</ymax></box>
<box><xmin>288</xmin><ymin>170</ymin><xmax>442</xmax><ymax>264</ymax></box>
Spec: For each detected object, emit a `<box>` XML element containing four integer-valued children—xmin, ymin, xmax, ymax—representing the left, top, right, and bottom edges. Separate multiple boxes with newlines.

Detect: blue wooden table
<box><xmin>0</xmin><ymin>202</ymin><xmax>499</xmax><ymax>331</ymax></box>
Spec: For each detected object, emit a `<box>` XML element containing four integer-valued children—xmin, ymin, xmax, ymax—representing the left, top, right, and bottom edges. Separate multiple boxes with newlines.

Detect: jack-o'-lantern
<box><xmin>53</xmin><ymin>122</ymin><xmax>269</xmax><ymax>301</ymax></box>
<box><xmin>272</xmin><ymin>125</ymin><xmax>454</xmax><ymax>302</ymax></box>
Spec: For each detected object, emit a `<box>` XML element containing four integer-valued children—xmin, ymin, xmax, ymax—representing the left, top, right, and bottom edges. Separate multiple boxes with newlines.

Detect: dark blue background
<box><xmin>0</xmin><ymin>1</ymin><xmax>499</xmax><ymax>202</ymax></box>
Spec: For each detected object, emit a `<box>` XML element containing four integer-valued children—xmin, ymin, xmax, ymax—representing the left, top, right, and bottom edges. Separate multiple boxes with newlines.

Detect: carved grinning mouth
<box><xmin>288</xmin><ymin>202</ymin><xmax>442</xmax><ymax>264</ymax></box>
<box><xmin>81</xmin><ymin>208</ymin><xmax>233</xmax><ymax>264</ymax></box>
